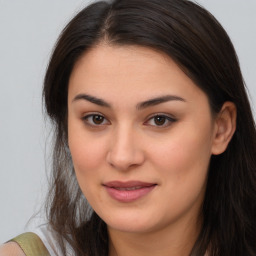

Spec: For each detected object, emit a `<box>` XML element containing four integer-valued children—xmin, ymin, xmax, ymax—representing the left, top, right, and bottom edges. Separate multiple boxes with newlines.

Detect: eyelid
<box><xmin>144</xmin><ymin>113</ymin><xmax>177</xmax><ymax>127</ymax></box>
<box><xmin>81</xmin><ymin>112</ymin><xmax>111</xmax><ymax>127</ymax></box>
<box><xmin>81</xmin><ymin>112</ymin><xmax>176</xmax><ymax>128</ymax></box>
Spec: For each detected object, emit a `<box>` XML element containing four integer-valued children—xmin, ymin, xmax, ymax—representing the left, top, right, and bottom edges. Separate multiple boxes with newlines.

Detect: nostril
<box><xmin>106</xmin><ymin>147</ymin><xmax>145</xmax><ymax>171</ymax></box>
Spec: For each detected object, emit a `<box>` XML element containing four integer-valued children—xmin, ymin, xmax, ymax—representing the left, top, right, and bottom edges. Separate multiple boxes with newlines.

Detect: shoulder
<box><xmin>0</xmin><ymin>242</ymin><xmax>26</xmax><ymax>256</ymax></box>
<box><xmin>33</xmin><ymin>225</ymin><xmax>73</xmax><ymax>255</ymax></box>
<box><xmin>0</xmin><ymin>231</ymin><xmax>51</xmax><ymax>256</ymax></box>
<box><xmin>0</xmin><ymin>224</ymin><xmax>73</xmax><ymax>256</ymax></box>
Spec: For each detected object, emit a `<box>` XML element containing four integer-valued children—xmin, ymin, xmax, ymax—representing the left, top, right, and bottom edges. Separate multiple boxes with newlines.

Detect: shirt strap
<box><xmin>10</xmin><ymin>232</ymin><xmax>50</xmax><ymax>256</ymax></box>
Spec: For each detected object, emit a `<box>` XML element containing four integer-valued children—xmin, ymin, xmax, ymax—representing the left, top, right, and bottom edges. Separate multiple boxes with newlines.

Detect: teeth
<box><xmin>115</xmin><ymin>186</ymin><xmax>142</xmax><ymax>191</ymax></box>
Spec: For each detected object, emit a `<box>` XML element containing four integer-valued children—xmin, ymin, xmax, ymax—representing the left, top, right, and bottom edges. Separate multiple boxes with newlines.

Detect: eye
<box><xmin>145</xmin><ymin>114</ymin><xmax>176</xmax><ymax>127</ymax></box>
<box><xmin>82</xmin><ymin>114</ymin><xmax>110</xmax><ymax>126</ymax></box>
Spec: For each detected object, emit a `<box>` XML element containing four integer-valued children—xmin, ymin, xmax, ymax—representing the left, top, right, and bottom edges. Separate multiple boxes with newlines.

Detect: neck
<box><xmin>108</xmin><ymin>214</ymin><xmax>201</xmax><ymax>256</ymax></box>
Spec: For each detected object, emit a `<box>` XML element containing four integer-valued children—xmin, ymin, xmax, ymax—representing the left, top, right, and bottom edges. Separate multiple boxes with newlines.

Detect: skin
<box><xmin>67</xmin><ymin>44</ymin><xmax>236</xmax><ymax>256</ymax></box>
<box><xmin>0</xmin><ymin>242</ymin><xmax>25</xmax><ymax>256</ymax></box>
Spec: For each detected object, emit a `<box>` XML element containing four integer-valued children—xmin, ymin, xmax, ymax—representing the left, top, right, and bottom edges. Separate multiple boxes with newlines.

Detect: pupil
<box><xmin>93</xmin><ymin>115</ymin><xmax>103</xmax><ymax>124</ymax></box>
<box><xmin>154</xmin><ymin>116</ymin><xmax>165</xmax><ymax>125</ymax></box>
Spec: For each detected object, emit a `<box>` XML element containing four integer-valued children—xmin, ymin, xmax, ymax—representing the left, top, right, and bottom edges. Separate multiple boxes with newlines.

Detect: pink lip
<box><xmin>103</xmin><ymin>181</ymin><xmax>157</xmax><ymax>202</ymax></box>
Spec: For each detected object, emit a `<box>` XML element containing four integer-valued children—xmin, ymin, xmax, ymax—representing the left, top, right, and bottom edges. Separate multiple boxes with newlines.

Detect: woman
<box><xmin>1</xmin><ymin>0</ymin><xmax>255</xmax><ymax>255</ymax></box>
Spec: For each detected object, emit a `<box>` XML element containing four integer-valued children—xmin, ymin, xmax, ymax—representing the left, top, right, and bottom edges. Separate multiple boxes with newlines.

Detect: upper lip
<box><xmin>103</xmin><ymin>180</ymin><xmax>156</xmax><ymax>188</ymax></box>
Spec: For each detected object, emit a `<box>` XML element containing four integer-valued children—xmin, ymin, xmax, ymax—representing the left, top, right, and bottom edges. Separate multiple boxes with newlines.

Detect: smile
<box><xmin>115</xmin><ymin>186</ymin><xmax>145</xmax><ymax>191</ymax></box>
<box><xmin>103</xmin><ymin>181</ymin><xmax>157</xmax><ymax>202</ymax></box>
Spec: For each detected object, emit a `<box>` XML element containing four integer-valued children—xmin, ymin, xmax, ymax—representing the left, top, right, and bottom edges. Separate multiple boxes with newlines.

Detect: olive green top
<box><xmin>10</xmin><ymin>232</ymin><xmax>50</xmax><ymax>256</ymax></box>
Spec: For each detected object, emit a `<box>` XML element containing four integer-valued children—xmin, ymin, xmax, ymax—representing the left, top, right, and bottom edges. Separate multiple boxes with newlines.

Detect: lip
<box><xmin>103</xmin><ymin>181</ymin><xmax>157</xmax><ymax>202</ymax></box>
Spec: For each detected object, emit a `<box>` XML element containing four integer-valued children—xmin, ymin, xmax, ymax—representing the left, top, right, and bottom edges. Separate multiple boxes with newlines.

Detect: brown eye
<box><xmin>82</xmin><ymin>114</ymin><xmax>110</xmax><ymax>127</ymax></box>
<box><xmin>145</xmin><ymin>114</ymin><xmax>177</xmax><ymax>128</ymax></box>
<box><xmin>154</xmin><ymin>116</ymin><xmax>167</xmax><ymax>126</ymax></box>
<box><xmin>93</xmin><ymin>115</ymin><xmax>104</xmax><ymax>124</ymax></box>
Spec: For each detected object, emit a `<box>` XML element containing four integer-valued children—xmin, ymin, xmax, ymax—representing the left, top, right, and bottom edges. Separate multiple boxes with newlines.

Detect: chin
<box><xmin>108</xmin><ymin>221</ymin><xmax>155</xmax><ymax>234</ymax></box>
<box><xmin>100</xmin><ymin>209</ymin><xmax>162</xmax><ymax>234</ymax></box>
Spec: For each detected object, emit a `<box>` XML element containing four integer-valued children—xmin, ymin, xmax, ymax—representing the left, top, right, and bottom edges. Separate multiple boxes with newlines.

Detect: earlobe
<box><xmin>211</xmin><ymin>102</ymin><xmax>237</xmax><ymax>155</ymax></box>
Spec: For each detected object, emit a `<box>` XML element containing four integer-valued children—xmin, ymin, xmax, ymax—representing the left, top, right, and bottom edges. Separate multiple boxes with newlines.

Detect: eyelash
<box><xmin>81</xmin><ymin>113</ymin><xmax>177</xmax><ymax>128</ymax></box>
<box><xmin>82</xmin><ymin>113</ymin><xmax>110</xmax><ymax>127</ymax></box>
<box><xmin>144</xmin><ymin>114</ymin><xmax>177</xmax><ymax>127</ymax></box>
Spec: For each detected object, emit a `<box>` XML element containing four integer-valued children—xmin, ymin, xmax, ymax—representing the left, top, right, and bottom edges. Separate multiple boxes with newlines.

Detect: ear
<box><xmin>211</xmin><ymin>102</ymin><xmax>237</xmax><ymax>155</ymax></box>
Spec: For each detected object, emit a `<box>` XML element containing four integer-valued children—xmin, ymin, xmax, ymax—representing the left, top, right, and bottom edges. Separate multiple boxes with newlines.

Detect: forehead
<box><xmin>70</xmin><ymin>44</ymin><xmax>172</xmax><ymax>82</ymax></box>
<box><xmin>68</xmin><ymin>44</ymin><xmax>207</xmax><ymax>105</ymax></box>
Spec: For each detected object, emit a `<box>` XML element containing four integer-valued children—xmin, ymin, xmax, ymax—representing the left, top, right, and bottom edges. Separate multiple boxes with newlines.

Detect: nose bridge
<box><xmin>107</xmin><ymin>122</ymin><xmax>144</xmax><ymax>170</ymax></box>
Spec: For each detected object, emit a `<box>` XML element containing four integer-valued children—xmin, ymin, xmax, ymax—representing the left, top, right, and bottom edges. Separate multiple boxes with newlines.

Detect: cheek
<box><xmin>67</xmin><ymin>121</ymin><xmax>108</xmax><ymax>192</ymax></box>
<box><xmin>148</xmin><ymin>131</ymin><xmax>211</xmax><ymax>220</ymax></box>
<box><xmin>150</xmin><ymin>120</ymin><xmax>213</xmax><ymax>193</ymax></box>
<box><xmin>68</xmin><ymin>130</ymin><xmax>107</xmax><ymax>204</ymax></box>
<box><xmin>68</xmin><ymin>118</ymin><xmax>105</xmax><ymax>169</ymax></box>
<box><xmin>153</xmin><ymin>131</ymin><xmax>211</xmax><ymax>169</ymax></box>
<box><xmin>69</xmin><ymin>138</ymin><xmax>103</xmax><ymax>171</ymax></box>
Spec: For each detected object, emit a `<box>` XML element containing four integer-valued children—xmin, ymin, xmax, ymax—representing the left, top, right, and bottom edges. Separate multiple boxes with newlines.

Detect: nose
<box><xmin>106</xmin><ymin>126</ymin><xmax>145</xmax><ymax>171</ymax></box>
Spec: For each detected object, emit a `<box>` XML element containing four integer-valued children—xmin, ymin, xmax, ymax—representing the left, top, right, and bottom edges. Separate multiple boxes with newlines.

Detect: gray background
<box><xmin>0</xmin><ymin>0</ymin><xmax>255</xmax><ymax>243</ymax></box>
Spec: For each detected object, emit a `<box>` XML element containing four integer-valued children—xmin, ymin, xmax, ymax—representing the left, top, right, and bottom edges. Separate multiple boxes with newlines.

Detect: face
<box><xmin>68</xmin><ymin>44</ymin><xmax>216</xmax><ymax>235</ymax></box>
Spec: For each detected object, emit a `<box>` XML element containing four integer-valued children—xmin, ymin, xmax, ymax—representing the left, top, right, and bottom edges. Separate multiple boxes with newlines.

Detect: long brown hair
<box><xmin>43</xmin><ymin>0</ymin><xmax>256</xmax><ymax>255</ymax></box>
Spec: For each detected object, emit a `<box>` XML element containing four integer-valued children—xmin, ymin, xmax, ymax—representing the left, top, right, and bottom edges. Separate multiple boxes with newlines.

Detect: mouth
<box><xmin>103</xmin><ymin>181</ymin><xmax>157</xmax><ymax>202</ymax></box>
<box><xmin>114</xmin><ymin>186</ymin><xmax>149</xmax><ymax>191</ymax></box>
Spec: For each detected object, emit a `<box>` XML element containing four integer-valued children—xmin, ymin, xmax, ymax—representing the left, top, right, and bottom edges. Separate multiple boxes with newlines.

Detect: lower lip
<box><xmin>104</xmin><ymin>185</ymin><xmax>156</xmax><ymax>202</ymax></box>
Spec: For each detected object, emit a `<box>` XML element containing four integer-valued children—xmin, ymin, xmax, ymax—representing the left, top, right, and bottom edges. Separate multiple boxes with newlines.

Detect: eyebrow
<box><xmin>72</xmin><ymin>94</ymin><xmax>111</xmax><ymax>108</ymax></box>
<box><xmin>137</xmin><ymin>95</ymin><xmax>186</xmax><ymax>110</ymax></box>
<box><xmin>72</xmin><ymin>93</ymin><xmax>186</xmax><ymax>109</ymax></box>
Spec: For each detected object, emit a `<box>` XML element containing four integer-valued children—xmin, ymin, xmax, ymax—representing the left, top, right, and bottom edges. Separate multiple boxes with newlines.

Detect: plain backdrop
<box><xmin>0</xmin><ymin>0</ymin><xmax>255</xmax><ymax>243</ymax></box>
